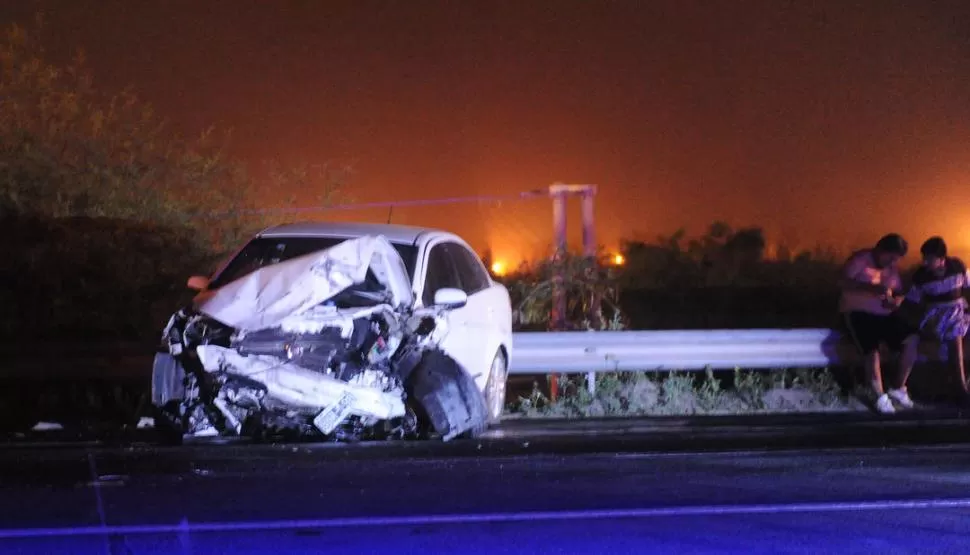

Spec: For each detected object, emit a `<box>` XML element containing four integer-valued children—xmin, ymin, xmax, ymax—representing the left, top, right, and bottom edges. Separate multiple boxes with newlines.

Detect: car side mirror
<box><xmin>186</xmin><ymin>275</ymin><xmax>211</xmax><ymax>291</ymax></box>
<box><xmin>433</xmin><ymin>287</ymin><xmax>467</xmax><ymax>309</ymax></box>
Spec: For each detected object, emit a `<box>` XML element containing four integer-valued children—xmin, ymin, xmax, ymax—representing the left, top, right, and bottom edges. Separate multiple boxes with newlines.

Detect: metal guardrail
<box><xmin>509</xmin><ymin>329</ymin><xmax>848</xmax><ymax>394</ymax></box>
<box><xmin>509</xmin><ymin>329</ymin><xmax>843</xmax><ymax>374</ymax></box>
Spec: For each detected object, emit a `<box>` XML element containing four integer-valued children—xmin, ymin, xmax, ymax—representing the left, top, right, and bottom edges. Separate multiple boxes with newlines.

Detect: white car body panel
<box><xmin>434</xmin><ymin>297</ymin><xmax>488</xmax><ymax>384</ymax></box>
<box><xmin>470</xmin><ymin>286</ymin><xmax>513</xmax><ymax>390</ymax></box>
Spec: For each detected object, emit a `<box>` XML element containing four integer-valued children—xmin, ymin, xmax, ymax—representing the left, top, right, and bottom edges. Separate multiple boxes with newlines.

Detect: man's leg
<box><xmin>943</xmin><ymin>305</ymin><xmax>970</xmax><ymax>400</ymax></box>
<box><xmin>885</xmin><ymin>333</ymin><xmax>919</xmax><ymax>409</ymax></box>
<box><xmin>896</xmin><ymin>334</ymin><xmax>919</xmax><ymax>390</ymax></box>
<box><xmin>866</xmin><ymin>350</ymin><xmax>896</xmax><ymax>412</ymax></box>
<box><xmin>844</xmin><ymin>312</ymin><xmax>894</xmax><ymax>413</ymax></box>
<box><xmin>885</xmin><ymin>312</ymin><xmax>919</xmax><ymax>409</ymax></box>
<box><xmin>947</xmin><ymin>338</ymin><xmax>969</xmax><ymax>397</ymax></box>
<box><xmin>864</xmin><ymin>350</ymin><xmax>886</xmax><ymax>393</ymax></box>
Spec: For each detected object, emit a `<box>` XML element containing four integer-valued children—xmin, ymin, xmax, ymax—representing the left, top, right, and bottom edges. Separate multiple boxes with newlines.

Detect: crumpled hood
<box><xmin>195</xmin><ymin>235</ymin><xmax>414</xmax><ymax>331</ymax></box>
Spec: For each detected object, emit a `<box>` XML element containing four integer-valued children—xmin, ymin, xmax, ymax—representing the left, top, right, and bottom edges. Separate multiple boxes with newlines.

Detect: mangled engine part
<box><xmin>162</xmin><ymin>310</ymin><xmax>233</xmax><ymax>356</ymax></box>
<box><xmin>231</xmin><ymin>327</ymin><xmax>347</xmax><ymax>373</ymax></box>
<box><xmin>156</xmin><ymin>305</ymin><xmax>417</xmax><ymax>440</ymax></box>
<box><xmin>195</xmin><ymin>344</ymin><xmax>407</xmax><ymax>436</ymax></box>
<box><xmin>229</xmin><ymin>306</ymin><xmax>405</xmax><ymax>380</ymax></box>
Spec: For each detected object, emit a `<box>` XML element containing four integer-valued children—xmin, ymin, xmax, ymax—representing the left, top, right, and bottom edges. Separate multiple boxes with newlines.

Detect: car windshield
<box><xmin>209</xmin><ymin>236</ymin><xmax>419</xmax><ymax>290</ymax></box>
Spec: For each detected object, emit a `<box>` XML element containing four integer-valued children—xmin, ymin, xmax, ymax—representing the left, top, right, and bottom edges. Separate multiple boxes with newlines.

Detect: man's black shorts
<box><xmin>841</xmin><ymin>311</ymin><xmax>918</xmax><ymax>354</ymax></box>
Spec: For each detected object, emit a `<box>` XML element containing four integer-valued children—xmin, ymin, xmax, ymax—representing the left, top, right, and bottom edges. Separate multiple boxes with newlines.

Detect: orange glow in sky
<box><xmin>12</xmin><ymin>2</ymin><xmax>970</xmax><ymax>259</ymax></box>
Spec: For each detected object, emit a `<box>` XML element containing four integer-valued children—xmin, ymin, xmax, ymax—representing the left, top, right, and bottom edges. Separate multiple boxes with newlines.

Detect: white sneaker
<box><xmin>875</xmin><ymin>393</ymin><xmax>896</xmax><ymax>414</ymax></box>
<box><xmin>887</xmin><ymin>388</ymin><xmax>914</xmax><ymax>409</ymax></box>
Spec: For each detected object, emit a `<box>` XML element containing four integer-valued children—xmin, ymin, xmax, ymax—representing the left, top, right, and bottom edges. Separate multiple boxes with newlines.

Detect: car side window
<box><xmin>447</xmin><ymin>243</ymin><xmax>491</xmax><ymax>295</ymax></box>
<box><xmin>422</xmin><ymin>243</ymin><xmax>461</xmax><ymax>306</ymax></box>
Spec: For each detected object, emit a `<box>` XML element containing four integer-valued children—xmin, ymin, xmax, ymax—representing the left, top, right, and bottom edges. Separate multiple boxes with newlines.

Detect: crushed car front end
<box><xmin>150</xmin><ymin>234</ymin><xmax>486</xmax><ymax>443</ymax></box>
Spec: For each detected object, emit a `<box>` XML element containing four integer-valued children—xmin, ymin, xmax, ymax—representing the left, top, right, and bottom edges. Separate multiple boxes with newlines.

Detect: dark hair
<box><xmin>874</xmin><ymin>233</ymin><xmax>908</xmax><ymax>256</ymax></box>
<box><xmin>920</xmin><ymin>236</ymin><xmax>947</xmax><ymax>258</ymax></box>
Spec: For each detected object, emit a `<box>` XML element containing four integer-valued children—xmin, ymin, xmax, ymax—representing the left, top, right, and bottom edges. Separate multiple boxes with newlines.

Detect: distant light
<box><xmin>612</xmin><ymin>253</ymin><xmax>625</xmax><ymax>266</ymax></box>
<box><xmin>491</xmin><ymin>261</ymin><xmax>507</xmax><ymax>275</ymax></box>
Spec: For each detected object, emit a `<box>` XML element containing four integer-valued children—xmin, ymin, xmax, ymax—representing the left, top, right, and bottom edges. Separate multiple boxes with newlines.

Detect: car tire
<box><xmin>484</xmin><ymin>350</ymin><xmax>508</xmax><ymax>425</ymax></box>
<box><xmin>406</xmin><ymin>349</ymin><xmax>488</xmax><ymax>441</ymax></box>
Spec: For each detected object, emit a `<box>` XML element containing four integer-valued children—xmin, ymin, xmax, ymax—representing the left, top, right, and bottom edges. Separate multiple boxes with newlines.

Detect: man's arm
<box><xmin>837</xmin><ymin>255</ymin><xmax>889</xmax><ymax>295</ymax></box>
<box><xmin>902</xmin><ymin>274</ymin><xmax>923</xmax><ymax>305</ymax></box>
<box><xmin>900</xmin><ymin>289</ymin><xmax>921</xmax><ymax>309</ymax></box>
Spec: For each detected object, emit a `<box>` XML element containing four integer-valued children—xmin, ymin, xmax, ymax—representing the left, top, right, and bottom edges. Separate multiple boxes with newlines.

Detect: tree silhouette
<box><xmin>0</xmin><ymin>18</ymin><xmax>348</xmax><ymax>340</ymax></box>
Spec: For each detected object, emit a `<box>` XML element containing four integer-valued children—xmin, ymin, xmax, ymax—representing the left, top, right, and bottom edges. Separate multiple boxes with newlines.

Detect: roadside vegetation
<box><xmin>0</xmin><ymin>19</ymin><xmax>347</xmax><ymax>342</ymax></box>
<box><xmin>497</xmin><ymin>247</ymin><xmax>869</xmax><ymax>418</ymax></box>
<box><xmin>507</xmin><ymin>368</ymin><xmax>865</xmax><ymax>418</ymax></box>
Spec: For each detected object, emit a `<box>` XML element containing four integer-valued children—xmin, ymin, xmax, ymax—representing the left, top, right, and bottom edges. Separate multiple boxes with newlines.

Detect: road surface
<box><xmin>2</xmin><ymin>416</ymin><xmax>970</xmax><ymax>553</ymax></box>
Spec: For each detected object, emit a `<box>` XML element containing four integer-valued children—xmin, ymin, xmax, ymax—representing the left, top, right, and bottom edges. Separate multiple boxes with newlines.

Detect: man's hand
<box><xmin>839</xmin><ymin>279</ymin><xmax>891</xmax><ymax>296</ymax></box>
<box><xmin>882</xmin><ymin>294</ymin><xmax>904</xmax><ymax>310</ymax></box>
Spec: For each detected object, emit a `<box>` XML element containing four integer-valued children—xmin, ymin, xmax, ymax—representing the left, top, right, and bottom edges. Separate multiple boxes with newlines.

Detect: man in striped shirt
<box><xmin>839</xmin><ymin>234</ymin><xmax>919</xmax><ymax>413</ymax></box>
<box><xmin>904</xmin><ymin>237</ymin><xmax>970</xmax><ymax>400</ymax></box>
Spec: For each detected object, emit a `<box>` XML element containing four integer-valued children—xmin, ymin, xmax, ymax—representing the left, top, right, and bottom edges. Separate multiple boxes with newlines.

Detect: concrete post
<box><xmin>546</xmin><ymin>183</ymin><xmax>599</xmax><ymax>399</ymax></box>
<box><xmin>581</xmin><ymin>189</ymin><xmax>595</xmax><ymax>258</ymax></box>
<box><xmin>580</xmin><ymin>188</ymin><xmax>599</xmax><ymax>394</ymax></box>
<box><xmin>549</xmin><ymin>187</ymin><xmax>568</xmax><ymax>400</ymax></box>
<box><xmin>551</xmin><ymin>189</ymin><xmax>568</xmax><ymax>330</ymax></box>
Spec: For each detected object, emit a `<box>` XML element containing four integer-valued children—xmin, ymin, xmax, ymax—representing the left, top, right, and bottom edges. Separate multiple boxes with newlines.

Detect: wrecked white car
<box><xmin>151</xmin><ymin>233</ymin><xmax>492</xmax><ymax>443</ymax></box>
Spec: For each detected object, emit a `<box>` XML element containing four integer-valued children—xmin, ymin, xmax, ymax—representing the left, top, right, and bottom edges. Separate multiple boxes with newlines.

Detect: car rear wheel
<box><xmin>485</xmin><ymin>350</ymin><xmax>508</xmax><ymax>425</ymax></box>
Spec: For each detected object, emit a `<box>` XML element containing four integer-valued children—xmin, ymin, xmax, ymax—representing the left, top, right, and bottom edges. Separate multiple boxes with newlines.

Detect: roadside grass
<box><xmin>506</xmin><ymin>367</ymin><xmax>868</xmax><ymax>418</ymax></box>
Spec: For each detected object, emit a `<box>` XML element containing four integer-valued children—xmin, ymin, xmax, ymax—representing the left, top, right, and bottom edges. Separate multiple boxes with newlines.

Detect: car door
<box><xmin>445</xmin><ymin>242</ymin><xmax>505</xmax><ymax>388</ymax></box>
<box><xmin>420</xmin><ymin>241</ymin><xmax>488</xmax><ymax>383</ymax></box>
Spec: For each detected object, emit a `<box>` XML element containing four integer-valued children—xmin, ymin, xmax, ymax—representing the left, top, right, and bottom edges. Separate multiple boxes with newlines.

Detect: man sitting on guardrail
<box><xmin>838</xmin><ymin>233</ymin><xmax>919</xmax><ymax>414</ymax></box>
<box><xmin>903</xmin><ymin>237</ymin><xmax>970</xmax><ymax>403</ymax></box>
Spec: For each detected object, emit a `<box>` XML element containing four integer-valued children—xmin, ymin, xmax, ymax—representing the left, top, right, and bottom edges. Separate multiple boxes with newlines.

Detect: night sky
<box><xmin>4</xmin><ymin>0</ymin><xmax>970</xmax><ymax>263</ymax></box>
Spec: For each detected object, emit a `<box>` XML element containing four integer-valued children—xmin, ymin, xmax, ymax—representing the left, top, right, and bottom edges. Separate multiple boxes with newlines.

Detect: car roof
<box><xmin>257</xmin><ymin>221</ymin><xmax>451</xmax><ymax>246</ymax></box>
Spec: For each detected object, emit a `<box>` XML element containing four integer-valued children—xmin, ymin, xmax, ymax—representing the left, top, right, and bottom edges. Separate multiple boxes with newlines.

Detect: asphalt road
<box><xmin>7</xmin><ymin>409</ymin><xmax>970</xmax><ymax>451</ymax></box>
<box><xmin>3</xmin><ymin>417</ymin><xmax>970</xmax><ymax>553</ymax></box>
